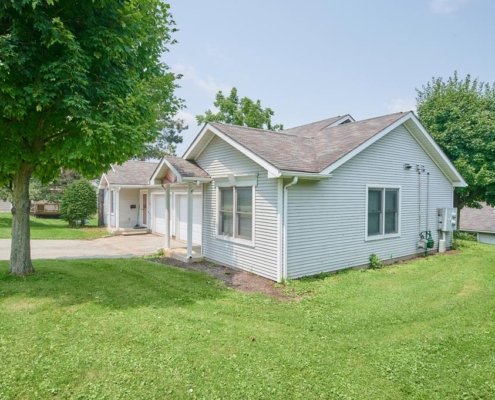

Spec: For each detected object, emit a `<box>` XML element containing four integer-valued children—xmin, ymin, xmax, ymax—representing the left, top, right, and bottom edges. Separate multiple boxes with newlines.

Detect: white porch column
<box><xmin>187</xmin><ymin>182</ymin><xmax>193</xmax><ymax>258</ymax></box>
<box><xmin>164</xmin><ymin>184</ymin><xmax>171</xmax><ymax>249</ymax></box>
<box><xmin>115</xmin><ymin>187</ymin><xmax>121</xmax><ymax>231</ymax></box>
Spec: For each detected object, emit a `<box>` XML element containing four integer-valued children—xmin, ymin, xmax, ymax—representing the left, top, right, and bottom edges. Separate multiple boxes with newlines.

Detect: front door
<box><xmin>142</xmin><ymin>193</ymin><xmax>148</xmax><ymax>226</ymax></box>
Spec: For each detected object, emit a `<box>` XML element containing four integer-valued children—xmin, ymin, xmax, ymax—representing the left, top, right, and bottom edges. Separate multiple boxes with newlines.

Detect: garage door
<box><xmin>178</xmin><ymin>195</ymin><xmax>202</xmax><ymax>245</ymax></box>
<box><xmin>154</xmin><ymin>195</ymin><xmax>166</xmax><ymax>235</ymax></box>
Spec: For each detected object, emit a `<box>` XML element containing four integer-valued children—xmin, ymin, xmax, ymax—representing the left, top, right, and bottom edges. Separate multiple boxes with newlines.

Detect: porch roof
<box><xmin>150</xmin><ymin>156</ymin><xmax>210</xmax><ymax>185</ymax></box>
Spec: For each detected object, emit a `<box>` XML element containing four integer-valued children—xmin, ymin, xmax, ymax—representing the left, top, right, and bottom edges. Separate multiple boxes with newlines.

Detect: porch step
<box><xmin>122</xmin><ymin>229</ymin><xmax>149</xmax><ymax>236</ymax></box>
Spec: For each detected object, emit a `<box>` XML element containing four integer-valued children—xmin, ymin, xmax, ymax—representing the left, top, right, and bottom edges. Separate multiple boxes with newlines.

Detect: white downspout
<box><xmin>283</xmin><ymin>177</ymin><xmax>298</xmax><ymax>281</ymax></box>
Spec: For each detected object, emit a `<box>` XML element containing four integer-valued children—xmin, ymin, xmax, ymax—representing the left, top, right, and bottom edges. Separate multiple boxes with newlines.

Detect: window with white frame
<box><xmin>367</xmin><ymin>187</ymin><xmax>399</xmax><ymax>237</ymax></box>
<box><xmin>218</xmin><ymin>187</ymin><xmax>253</xmax><ymax>241</ymax></box>
<box><xmin>110</xmin><ymin>189</ymin><xmax>115</xmax><ymax>214</ymax></box>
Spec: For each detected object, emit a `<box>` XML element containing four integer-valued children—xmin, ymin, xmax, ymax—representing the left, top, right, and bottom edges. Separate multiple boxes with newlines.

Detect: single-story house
<box><xmin>460</xmin><ymin>203</ymin><xmax>495</xmax><ymax>244</ymax></box>
<box><xmin>99</xmin><ymin>111</ymin><xmax>466</xmax><ymax>282</ymax></box>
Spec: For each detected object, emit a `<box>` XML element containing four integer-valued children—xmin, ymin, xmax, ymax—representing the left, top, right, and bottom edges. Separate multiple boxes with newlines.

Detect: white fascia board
<box><xmin>106</xmin><ymin>184</ymin><xmax>150</xmax><ymax>189</ymax></box>
<box><xmin>408</xmin><ymin>113</ymin><xmax>467</xmax><ymax>187</ymax></box>
<box><xmin>184</xmin><ymin>123</ymin><xmax>281</xmax><ymax>178</ymax></box>
<box><xmin>320</xmin><ymin>112</ymin><xmax>415</xmax><ymax>175</ymax></box>
<box><xmin>183</xmin><ymin>123</ymin><xmax>213</xmax><ymax>159</ymax></box>
<box><xmin>181</xmin><ymin>177</ymin><xmax>212</xmax><ymax>182</ymax></box>
<box><xmin>149</xmin><ymin>158</ymin><xmax>183</xmax><ymax>183</ymax></box>
<box><xmin>98</xmin><ymin>174</ymin><xmax>110</xmax><ymax>189</ymax></box>
<box><xmin>324</xmin><ymin>114</ymin><xmax>355</xmax><ymax>128</ymax></box>
<box><xmin>272</xmin><ymin>171</ymin><xmax>332</xmax><ymax>180</ymax></box>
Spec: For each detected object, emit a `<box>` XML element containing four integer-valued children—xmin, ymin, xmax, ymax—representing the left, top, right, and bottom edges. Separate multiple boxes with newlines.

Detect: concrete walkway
<box><xmin>0</xmin><ymin>235</ymin><xmax>192</xmax><ymax>261</ymax></box>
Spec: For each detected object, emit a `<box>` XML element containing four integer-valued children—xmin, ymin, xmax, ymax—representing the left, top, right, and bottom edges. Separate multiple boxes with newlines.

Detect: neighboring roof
<box><xmin>207</xmin><ymin>112</ymin><xmax>406</xmax><ymax>173</ymax></box>
<box><xmin>104</xmin><ymin>161</ymin><xmax>159</xmax><ymax>185</ymax></box>
<box><xmin>461</xmin><ymin>203</ymin><xmax>495</xmax><ymax>233</ymax></box>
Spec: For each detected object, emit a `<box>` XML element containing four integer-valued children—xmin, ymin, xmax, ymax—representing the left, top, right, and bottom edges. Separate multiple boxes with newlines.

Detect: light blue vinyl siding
<box><xmin>286</xmin><ymin>125</ymin><xmax>454</xmax><ymax>279</ymax></box>
<box><xmin>196</xmin><ymin>136</ymin><xmax>279</xmax><ymax>281</ymax></box>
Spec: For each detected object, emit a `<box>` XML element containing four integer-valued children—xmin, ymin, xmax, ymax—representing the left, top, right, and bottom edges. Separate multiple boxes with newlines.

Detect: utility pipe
<box><xmin>283</xmin><ymin>177</ymin><xmax>298</xmax><ymax>281</ymax></box>
<box><xmin>426</xmin><ymin>172</ymin><xmax>430</xmax><ymax>232</ymax></box>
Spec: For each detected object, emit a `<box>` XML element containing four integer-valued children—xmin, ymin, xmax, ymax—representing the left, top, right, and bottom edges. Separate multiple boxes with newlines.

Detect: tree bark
<box><xmin>10</xmin><ymin>165</ymin><xmax>35</xmax><ymax>275</ymax></box>
<box><xmin>453</xmin><ymin>190</ymin><xmax>461</xmax><ymax>231</ymax></box>
<box><xmin>98</xmin><ymin>189</ymin><xmax>105</xmax><ymax>227</ymax></box>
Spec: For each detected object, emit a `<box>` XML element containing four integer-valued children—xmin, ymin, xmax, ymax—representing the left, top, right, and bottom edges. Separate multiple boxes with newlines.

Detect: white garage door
<box><xmin>154</xmin><ymin>195</ymin><xmax>166</xmax><ymax>235</ymax></box>
<box><xmin>178</xmin><ymin>195</ymin><xmax>202</xmax><ymax>245</ymax></box>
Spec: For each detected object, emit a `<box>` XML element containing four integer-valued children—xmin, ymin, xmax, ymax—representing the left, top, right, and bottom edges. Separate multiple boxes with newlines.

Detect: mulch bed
<box><xmin>151</xmin><ymin>257</ymin><xmax>288</xmax><ymax>299</ymax></box>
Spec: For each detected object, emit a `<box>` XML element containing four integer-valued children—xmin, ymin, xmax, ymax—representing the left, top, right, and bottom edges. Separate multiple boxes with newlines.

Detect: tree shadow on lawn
<box><xmin>0</xmin><ymin>258</ymin><xmax>227</xmax><ymax>310</ymax></box>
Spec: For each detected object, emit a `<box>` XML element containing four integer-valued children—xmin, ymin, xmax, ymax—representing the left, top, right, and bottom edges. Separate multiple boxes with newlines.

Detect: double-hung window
<box><xmin>366</xmin><ymin>186</ymin><xmax>400</xmax><ymax>239</ymax></box>
<box><xmin>218</xmin><ymin>186</ymin><xmax>253</xmax><ymax>242</ymax></box>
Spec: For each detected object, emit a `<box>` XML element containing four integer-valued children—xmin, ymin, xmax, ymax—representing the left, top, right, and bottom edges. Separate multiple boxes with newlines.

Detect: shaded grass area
<box><xmin>1</xmin><ymin>242</ymin><xmax>495</xmax><ymax>399</ymax></box>
<box><xmin>0</xmin><ymin>212</ymin><xmax>108</xmax><ymax>239</ymax></box>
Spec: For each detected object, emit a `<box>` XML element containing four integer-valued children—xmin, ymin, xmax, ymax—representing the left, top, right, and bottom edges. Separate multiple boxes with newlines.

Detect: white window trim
<box><xmin>365</xmin><ymin>184</ymin><xmax>401</xmax><ymax>241</ymax></box>
<box><xmin>215</xmin><ymin>185</ymin><xmax>256</xmax><ymax>247</ymax></box>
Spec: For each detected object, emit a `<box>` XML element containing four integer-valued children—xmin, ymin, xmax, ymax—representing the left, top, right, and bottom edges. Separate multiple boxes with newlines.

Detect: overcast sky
<box><xmin>164</xmin><ymin>0</ymin><xmax>495</xmax><ymax>155</ymax></box>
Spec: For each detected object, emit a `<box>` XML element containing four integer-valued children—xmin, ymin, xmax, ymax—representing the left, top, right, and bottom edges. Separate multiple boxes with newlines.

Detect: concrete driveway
<box><xmin>0</xmin><ymin>234</ymin><xmax>170</xmax><ymax>261</ymax></box>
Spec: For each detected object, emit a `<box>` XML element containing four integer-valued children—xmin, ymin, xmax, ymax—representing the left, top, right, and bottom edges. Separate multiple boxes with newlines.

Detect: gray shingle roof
<box><xmin>209</xmin><ymin>112</ymin><xmax>406</xmax><ymax>173</ymax></box>
<box><xmin>281</xmin><ymin>116</ymin><xmax>345</xmax><ymax>137</ymax></box>
<box><xmin>105</xmin><ymin>161</ymin><xmax>159</xmax><ymax>185</ymax></box>
<box><xmin>164</xmin><ymin>156</ymin><xmax>209</xmax><ymax>178</ymax></box>
<box><xmin>461</xmin><ymin>203</ymin><xmax>495</xmax><ymax>232</ymax></box>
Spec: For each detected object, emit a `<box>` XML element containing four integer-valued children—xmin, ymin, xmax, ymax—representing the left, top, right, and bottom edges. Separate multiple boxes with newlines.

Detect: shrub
<box><xmin>60</xmin><ymin>179</ymin><xmax>97</xmax><ymax>227</ymax></box>
<box><xmin>369</xmin><ymin>253</ymin><xmax>383</xmax><ymax>269</ymax></box>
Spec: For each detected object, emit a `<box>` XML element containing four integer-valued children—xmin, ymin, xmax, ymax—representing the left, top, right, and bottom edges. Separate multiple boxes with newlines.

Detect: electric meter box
<box><xmin>438</xmin><ymin>207</ymin><xmax>457</xmax><ymax>232</ymax></box>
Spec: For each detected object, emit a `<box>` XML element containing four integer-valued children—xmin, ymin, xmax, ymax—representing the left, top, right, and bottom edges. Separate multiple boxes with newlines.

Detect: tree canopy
<box><xmin>1</xmin><ymin>0</ymin><xmax>181</xmax><ymax>274</ymax></box>
<box><xmin>416</xmin><ymin>72</ymin><xmax>495</xmax><ymax>212</ymax></box>
<box><xmin>137</xmin><ymin>118</ymin><xmax>185</xmax><ymax>160</ymax></box>
<box><xmin>196</xmin><ymin>87</ymin><xmax>283</xmax><ymax>130</ymax></box>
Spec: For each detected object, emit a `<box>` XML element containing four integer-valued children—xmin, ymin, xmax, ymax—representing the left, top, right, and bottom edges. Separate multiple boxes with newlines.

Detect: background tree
<box><xmin>60</xmin><ymin>179</ymin><xmax>97</xmax><ymax>227</ymax></box>
<box><xmin>1</xmin><ymin>0</ymin><xmax>181</xmax><ymax>275</ymax></box>
<box><xmin>136</xmin><ymin>118</ymin><xmax>186</xmax><ymax>160</ymax></box>
<box><xmin>416</xmin><ymin>72</ymin><xmax>495</xmax><ymax>226</ymax></box>
<box><xmin>196</xmin><ymin>87</ymin><xmax>283</xmax><ymax>130</ymax></box>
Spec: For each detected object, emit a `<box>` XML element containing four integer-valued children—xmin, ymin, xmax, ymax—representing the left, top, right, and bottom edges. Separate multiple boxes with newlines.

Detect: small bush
<box><xmin>369</xmin><ymin>253</ymin><xmax>383</xmax><ymax>269</ymax></box>
<box><xmin>454</xmin><ymin>231</ymin><xmax>477</xmax><ymax>241</ymax></box>
<box><xmin>60</xmin><ymin>179</ymin><xmax>97</xmax><ymax>227</ymax></box>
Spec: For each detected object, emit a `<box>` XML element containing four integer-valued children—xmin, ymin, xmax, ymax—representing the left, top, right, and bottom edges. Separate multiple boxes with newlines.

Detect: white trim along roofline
<box><xmin>150</xmin><ymin>157</ymin><xmax>183</xmax><ymax>183</ymax></box>
<box><xmin>98</xmin><ymin>173</ymin><xmax>110</xmax><ymax>189</ymax></box>
<box><xmin>324</xmin><ymin>114</ymin><xmax>355</xmax><ymax>128</ymax></box>
<box><xmin>320</xmin><ymin>112</ymin><xmax>467</xmax><ymax>187</ymax></box>
<box><xmin>183</xmin><ymin>123</ymin><xmax>282</xmax><ymax>177</ymax></box>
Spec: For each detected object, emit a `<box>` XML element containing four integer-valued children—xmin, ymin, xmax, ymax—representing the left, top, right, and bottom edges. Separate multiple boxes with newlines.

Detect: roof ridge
<box><xmin>211</xmin><ymin>122</ymin><xmax>304</xmax><ymax>138</ymax></box>
<box><xmin>283</xmin><ymin>116</ymin><xmax>343</xmax><ymax>132</ymax></box>
<box><xmin>347</xmin><ymin>111</ymin><xmax>407</xmax><ymax>125</ymax></box>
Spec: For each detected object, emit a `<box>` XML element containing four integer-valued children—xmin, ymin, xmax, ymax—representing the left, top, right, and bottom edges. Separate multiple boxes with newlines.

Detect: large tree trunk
<box><xmin>453</xmin><ymin>190</ymin><xmax>462</xmax><ymax>231</ymax></box>
<box><xmin>98</xmin><ymin>189</ymin><xmax>105</xmax><ymax>227</ymax></box>
<box><xmin>10</xmin><ymin>165</ymin><xmax>35</xmax><ymax>275</ymax></box>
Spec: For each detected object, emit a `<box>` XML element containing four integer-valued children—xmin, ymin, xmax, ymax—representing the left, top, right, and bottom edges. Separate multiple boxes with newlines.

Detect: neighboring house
<box><xmin>0</xmin><ymin>200</ymin><xmax>11</xmax><ymax>213</ymax></box>
<box><xmin>460</xmin><ymin>203</ymin><xmax>495</xmax><ymax>244</ymax></box>
<box><xmin>100</xmin><ymin>111</ymin><xmax>466</xmax><ymax>282</ymax></box>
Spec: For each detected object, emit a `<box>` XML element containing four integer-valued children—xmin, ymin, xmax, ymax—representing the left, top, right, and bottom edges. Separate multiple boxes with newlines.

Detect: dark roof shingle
<box><xmin>105</xmin><ymin>161</ymin><xmax>159</xmax><ymax>185</ymax></box>
<box><xmin>164</xmin><ymin>156</ymin><xmax>209</xmax><ymax>178</ymax></box>
<box><xmin>209</xmin><ymin>112</ymin><xmax>406</xmax><ymax>173</ymax></box>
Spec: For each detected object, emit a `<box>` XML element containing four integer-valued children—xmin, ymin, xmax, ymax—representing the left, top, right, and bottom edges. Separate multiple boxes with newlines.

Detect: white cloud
<box><xmin>385</xmin><ymin>98</ymin><xmax>417</xmax><ymax>114</ymax></box>
<box><xmin>172</xmin><ymin>63</ymin><xmax>231</xmax><ymax>95</ymax></box>
<box><xmin>429</xmin><ymin>0</ymin><xmax>471</xmax><ymax>14</ymax></box>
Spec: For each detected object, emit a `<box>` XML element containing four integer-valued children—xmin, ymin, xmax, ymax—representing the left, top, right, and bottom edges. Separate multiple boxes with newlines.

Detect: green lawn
<box><xmin>1</xmin><ymin>241</ymin><xmax>494</xmax><ymax>399</ymax></box>
<box><xmin>0</xmin><ymin>212</ymin><xmax>108</xmax><ymax>239</ymax></box>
